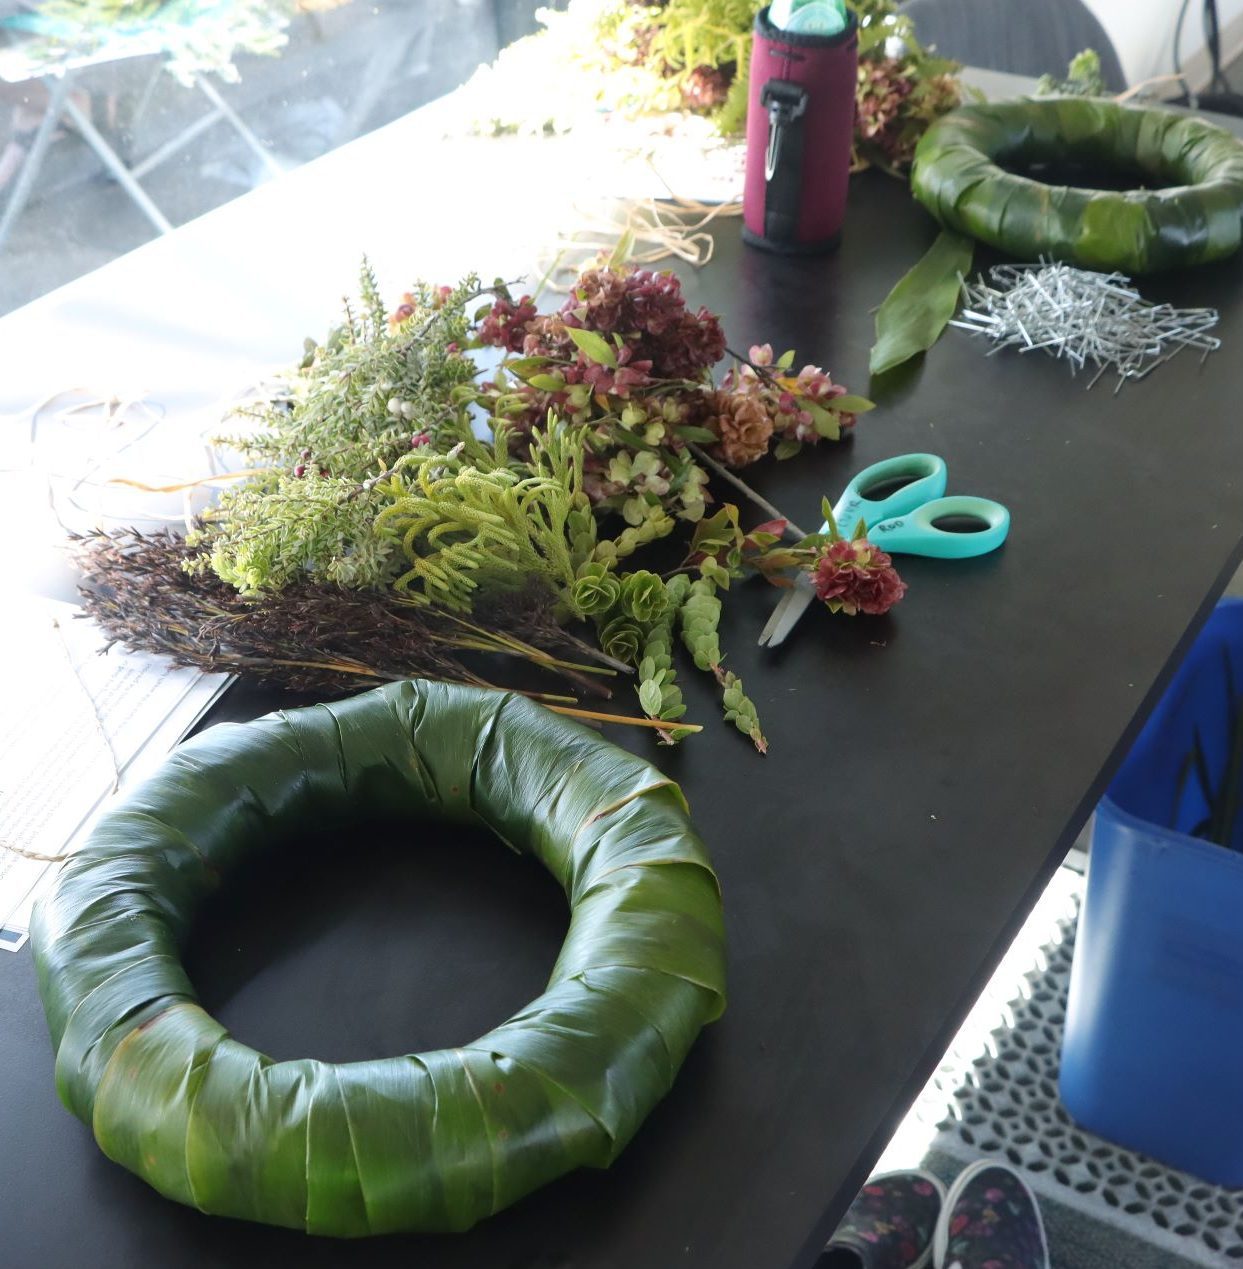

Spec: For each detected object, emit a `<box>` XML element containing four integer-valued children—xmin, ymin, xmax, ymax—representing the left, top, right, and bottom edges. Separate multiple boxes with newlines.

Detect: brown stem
<box><xmin>686</xmin><ymin>442</ymin><xmax>808</xmax><ymax>538</ymax></box>
<box><xmin>725</xmin><ymin>345</ymin><xmax>781</xmax><ymax>385</ymax></box>
<box><xmin>435</xmin><ymin>614</ymin><xmax>625</xmax><ymax>689</ymax></box>
<box><xmin>548</xmin><ymin>705</ymin><xmax>701</xmax><ymax>733</ymax></box>
<box><xmin>554</xmin><ymin>628</ymin><xmax>636</xmax><ymax>675</ymax></box>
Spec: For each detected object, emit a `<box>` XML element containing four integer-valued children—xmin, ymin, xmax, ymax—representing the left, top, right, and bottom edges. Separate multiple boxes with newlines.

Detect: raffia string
<box><xmin>539</xmin><ymin>194</ymin><xmax>743</xmax><ymax>292</ymax></box>
<box><xmin>0</xmin><ymin>840</ymin><xmax>73</xmax><ymax>863</ymax></box>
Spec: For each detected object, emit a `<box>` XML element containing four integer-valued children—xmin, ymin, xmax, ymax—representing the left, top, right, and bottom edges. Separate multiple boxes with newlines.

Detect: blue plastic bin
<box><xmin>1061</xmin><ymin>599</ymin><xmax>1243</xmax><ymax>1185</ymax></box>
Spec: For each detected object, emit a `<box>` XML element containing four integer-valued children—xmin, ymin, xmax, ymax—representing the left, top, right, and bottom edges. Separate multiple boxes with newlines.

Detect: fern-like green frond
<box><xmin>378</xmin><ymin>442</ymin><xmax>585</xmax><ymax>612</ymax></box>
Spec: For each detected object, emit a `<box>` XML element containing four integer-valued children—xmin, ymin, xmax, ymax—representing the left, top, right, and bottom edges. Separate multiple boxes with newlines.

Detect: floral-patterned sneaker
<box><xmin>933</xmin><ymin>1160</ymin><xmax>1050</xmax><ymax>1269</ymax></box>
<box><xmin>818</xmin><ymin>1170</ymin><xmax>946</xmax><ymax>1269</ymax></box>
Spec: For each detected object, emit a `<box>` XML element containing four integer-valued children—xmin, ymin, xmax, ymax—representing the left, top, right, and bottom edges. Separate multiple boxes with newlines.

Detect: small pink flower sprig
<box><xmin>722</xmin><ymin>343</ymin><xmax>876</xmax><ymax>459</ymax></box>
<box><xmin>675</xmin><ymin>498</ymin><xmax>907</xmax><ymax>619</ymax></box>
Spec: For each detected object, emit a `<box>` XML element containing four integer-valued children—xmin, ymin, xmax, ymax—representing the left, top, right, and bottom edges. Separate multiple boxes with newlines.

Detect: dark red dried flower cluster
<box><xmin>563</xmin><ymin>267</ymin><xmax>726</xmax><ymax>380</ymax></box>
<box><xmin>856</xmin><ymin>58</ymin><xmax>914</xmax><ymax>151</ymax></box>
<box><xmin>855</xmin><ymin>58</ymin><xmax>961</xmax><ymax>169</ymax></box>
<box><xmin>478</xmin><ymin>266</ymin><xmax>725</xmax><ymax>383</ymax></box>
<box><xmin>478</xmin><ymin>293</ymin><xmax>539</xmax><ymax>352</ymax></box>
<box><xmin>473</xmin><ymin>269</ymin><xmax>863</xmax><ymax>489</ymax></box>
<box><xmin>811</xmin><ymin>538</ymin><xmax>907</xmax><ymax>616</ymax></box>
<box><xmin>514</xmin><ymin>312</ymin><xmax>655</xmax><ymax>399</ymax></box>
<box><xmin>580</xmin><ymin>343</ymin><xmax>654</xmax><ymax>397</ymax></box>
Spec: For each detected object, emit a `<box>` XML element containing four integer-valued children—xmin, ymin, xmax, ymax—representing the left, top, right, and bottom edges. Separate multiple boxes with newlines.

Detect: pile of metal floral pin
<box><xmin>951</xmin><ymin>261</ymin><xmax>1221</xmax><ymax>392</ymax></box>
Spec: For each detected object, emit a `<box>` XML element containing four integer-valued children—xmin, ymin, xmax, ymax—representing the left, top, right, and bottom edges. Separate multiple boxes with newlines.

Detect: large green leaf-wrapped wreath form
<box><xmin>911</xmin><ymin>97</ymin><xmax>1243</xmax><ymax>274</ymax></box>
<box><xmin>30</xmin><ymin>681</ymin><xmax>726</xmax><ymax>1236</ymax></box>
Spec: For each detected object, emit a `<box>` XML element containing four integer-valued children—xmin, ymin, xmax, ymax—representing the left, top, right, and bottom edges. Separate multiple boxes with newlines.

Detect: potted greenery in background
<box><xmin>459</xmin><ymin>0</ymin><xmax>962</xmax><ymax>172</ymax></box>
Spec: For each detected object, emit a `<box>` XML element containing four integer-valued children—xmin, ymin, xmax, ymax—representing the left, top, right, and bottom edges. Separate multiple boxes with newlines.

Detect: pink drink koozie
<box><xmin>743</xmin><ymin>4</ymin><xmax>859</xmax><ymax>254</ymax></box>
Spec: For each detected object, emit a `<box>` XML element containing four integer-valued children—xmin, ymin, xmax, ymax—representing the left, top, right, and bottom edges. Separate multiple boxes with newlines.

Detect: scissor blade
<box><xmin>758</xmin><ymin>575</ymin><xmax>818</xmax><ymax>647</ymax></box>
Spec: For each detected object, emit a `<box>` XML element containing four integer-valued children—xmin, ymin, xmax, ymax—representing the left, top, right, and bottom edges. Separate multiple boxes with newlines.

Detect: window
<box><xmin>0</xmin><ymin>0</ymin><xmax>550</xmax><ymax>315</ymax></box>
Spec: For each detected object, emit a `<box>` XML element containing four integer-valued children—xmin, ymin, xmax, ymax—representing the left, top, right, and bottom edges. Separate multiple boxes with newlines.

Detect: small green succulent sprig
<box><xmin>570</xmin><ymin>562</ymin><xmax>622</xmax><ymax>618</ymax></box>
<box><xmin>673</xmin><ymin>503</ymin><xmax>792</xmax><ymax>753</ymax></box>
<box><xmin>612</xmin><ymin>569</ymin><xmax>690</xmax><ymax>737</ymax></box>
<box><xmin>680</xmin><ymin>577</ymin><xmax>723</xmax><ymax>671</ymax></box>
<box><xmin>716</xmin><ymin>669</ymin><xmax>765</xmax><ymax>753</ymax></box>
<box><xmin>678</xmin><ymin>576</ymin><xmax>767</xmax><ymax>752</ymax></box>
<box><xmin>636</xmin><ymin>573</ymin><xmax>692</xmax><ymax>742</ymax></box>
<box><xmin>576</xmin><ymin>503</ymin><xmax>785</xmax><ymax>751</ymax></box>
<box><xmin>591</xmin><ymin>569</ymin><xmax>672</xmax><ymax>666</ymax></box>
<box><xmin>577</xmin><ymin>569</ymin><xmax>699</xmax><ymax>743</ymax></box>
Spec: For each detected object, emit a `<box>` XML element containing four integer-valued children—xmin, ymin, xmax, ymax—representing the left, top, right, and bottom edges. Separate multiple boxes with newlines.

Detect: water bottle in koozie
<box><xmin>743</xmin><ymin>2</ymin><xmax>858</xmax><ymax>254</ymax></box>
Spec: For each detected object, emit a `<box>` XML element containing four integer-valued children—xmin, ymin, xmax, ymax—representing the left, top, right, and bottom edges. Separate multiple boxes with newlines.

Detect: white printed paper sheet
<box><xmin>0</xmin><ymin>599</ymin><xmax>229</xmax><ymax>951</ymax></box>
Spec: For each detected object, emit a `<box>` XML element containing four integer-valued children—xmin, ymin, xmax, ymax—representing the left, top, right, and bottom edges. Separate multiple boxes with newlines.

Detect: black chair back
<box><xmin>899</xmin><ymin>0</ymin><xmax>1127</xmax><ymax>92</ymax></box>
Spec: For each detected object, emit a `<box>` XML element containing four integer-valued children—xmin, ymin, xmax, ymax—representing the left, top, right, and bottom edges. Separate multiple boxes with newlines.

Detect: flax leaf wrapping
<box><xmin>910</xmin><ymin>97</ymin><xmax>1243</xmax><ymax>274</ymax></box>
<box><xmin>869</xmin><ymin>229</ymin><xmax>975</xmax><ymax>376</ymax></box>
<box><xmin>31</xmin><ymin>680</ymin><xmax>726</xmax><ymax>1236</ymax></box>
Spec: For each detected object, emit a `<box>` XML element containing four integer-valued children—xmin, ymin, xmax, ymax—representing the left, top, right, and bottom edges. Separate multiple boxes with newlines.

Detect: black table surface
<box><xmin>6</xmin><ymin>171</ymin><xmax>1243</xmax><ymax>1269</ymax></box>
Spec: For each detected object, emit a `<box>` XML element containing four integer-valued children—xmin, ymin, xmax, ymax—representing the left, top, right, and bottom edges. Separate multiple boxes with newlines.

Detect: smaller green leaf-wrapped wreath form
<box><xmin>30</xmin><ymin>681</ymin><xmax>726</xmax><ymax>1236</ymax></box>
<box><xmin>911</xmin><ymin>97</ymin><xmax>1243</xmax><ymax>273</ymax></box>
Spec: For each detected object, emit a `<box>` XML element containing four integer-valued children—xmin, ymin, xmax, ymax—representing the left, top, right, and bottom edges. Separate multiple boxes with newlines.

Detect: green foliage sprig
<box><xmin>185</xmin><ymin>473</ymin><xmax>401</xmax><ymax>595</ymax></box>
<box><xmin>226</xmin><ymin>261</ymin><xmax>480</xmax><ymax>478</ymax></box>
<box><xmin>189</xmin><ymin>265</ymin><xmax>510</xmax><ymax>596</ymax></box>
<box><xmin>642</xmin><ymin>0</ymin><xmax>755</xmax><ymax>77</ymax></box>
<box><xmin>378</xmin><ymin>438</ymin><xmax>588</xmax><ymax>614</ymax></box>
<box><xmin>593</xmin><ymin>508</ymin><xmax>678</xmax><ymax>564</ymax></box>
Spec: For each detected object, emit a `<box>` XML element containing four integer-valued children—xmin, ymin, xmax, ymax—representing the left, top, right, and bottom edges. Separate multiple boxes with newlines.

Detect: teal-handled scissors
<box><xmin>757</xmin><ymin>453</ymin><xmax>1010</xmax><ymax>647</ymax></box>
